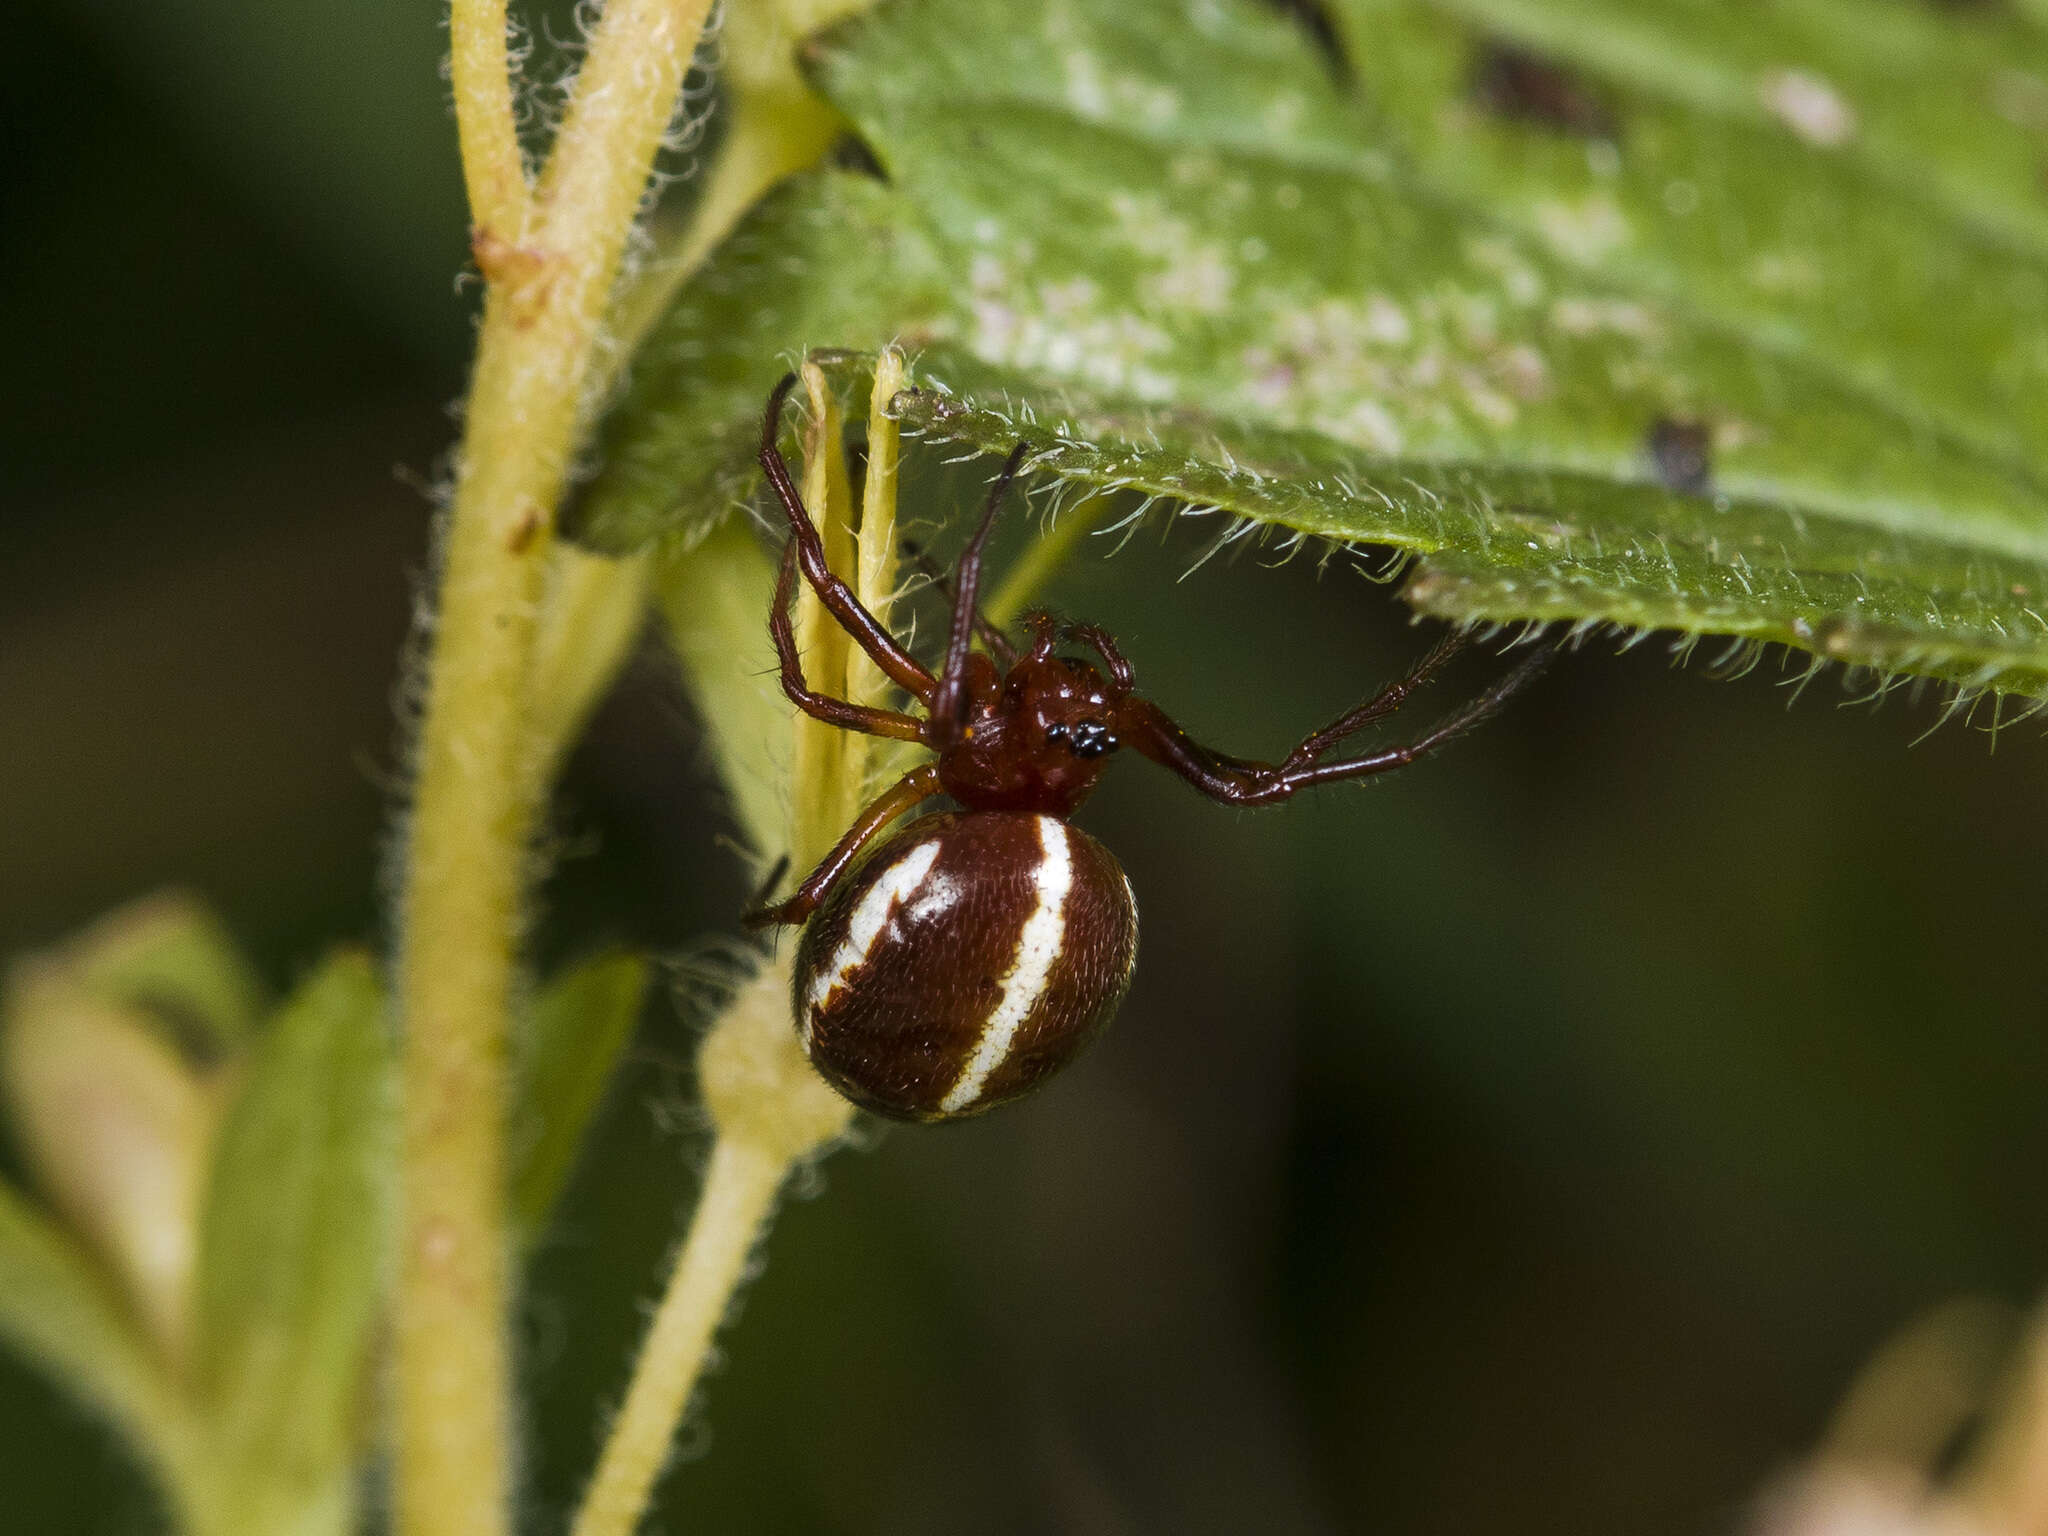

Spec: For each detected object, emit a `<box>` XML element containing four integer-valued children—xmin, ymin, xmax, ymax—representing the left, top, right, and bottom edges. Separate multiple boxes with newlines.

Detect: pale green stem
<box><xmin>788</xmin><ymin>367</ymin><xmax>856</xmax><ymax>866</ymax></box>
<box><xmin>448</xmin><ymin>0</ymin><xmax>529</xmax><ymax>243</ymax></box>
<box><xmin>849</xmin><ymin>350</ymin><xmax>907</xmax><ymax>712</ymax></box>
<box><xmin>611</xmin><ymin>87</ymin><xmax>845</xmax><ymax>361</ymax></box>
<box><xmin>396</xmin><ymin>2</ymin><xmax>715</xmax><ymax>1535</ymax></box>
<box><xmin>567</xmin><ymin>1138</ymin><xmax>785</xmax><ymax>1536</ymax></box>
<box><xmin>183</xmin><ymin>1468</ymin><xmax>351</xmax><ymax>1536</ymax></box>
<box><xmin>568</xmin><ymin>352</ymin><xmax>913</xmax><ymax>1536</ymax></box>
<box><xmin>983</xmin><ymin>491</ymin><xmax>1114</xmax><ymax>631</ymax></box>
<box><xmin>529</xmin><ymin>547</ymin><xmax>652</xmax><ymax>790</ymax></box>
<box><xmin>567</xmin><ymin>964</ymin><xmax>852</xmax><ymax>1536</ymax></box>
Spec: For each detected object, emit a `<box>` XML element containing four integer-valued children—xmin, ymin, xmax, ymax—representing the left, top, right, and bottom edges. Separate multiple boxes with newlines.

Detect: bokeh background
<box><xmin>7</xmin><ymin>1</ymin><xmax>2046</xmax><ymax>1531</ymax></box>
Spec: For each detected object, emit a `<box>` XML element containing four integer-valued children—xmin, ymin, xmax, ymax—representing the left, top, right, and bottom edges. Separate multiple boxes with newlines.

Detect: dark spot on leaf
<box><xmin>125</xmin><ymin>991</ymin><xmax>234</xmax><ymax>1069</ymax></box>
<box><xmin>828</xmin><ymin>132</ymin><xmax>889</xmax><ymax>183</ymax></box>
<box><xmin>1646</xmin><ymin>417</ymin><xmax>1714</xmax><ymax>496</ymax></box>
<box><xmin>1469</xmin><ymin>40</ymin><xmax>1620</xmax><ymax>140</ymax></box>
<box><xmin>1259</xmin><ymin>0</ymin><xmax>1354</xmax><ymax>89</ymax></box>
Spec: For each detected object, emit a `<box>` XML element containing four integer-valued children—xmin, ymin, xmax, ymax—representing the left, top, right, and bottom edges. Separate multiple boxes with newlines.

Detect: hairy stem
<box><xmin>570</xmin><ymin>351</ymin><xmax>915</xmax><ymax>1536</ymax></box>
<box><xmin>529</xmin><ymin>548</ymin><xmax>652</xmax><ymax>791</ymax></box>
<box><xmin>449</xmin><ymin>0</ymin><xmax>530</xmax><ymax>241</ymax></box>
<box><xmin>568</xmin><ymin>964</ymin><xmax>852</xmax><ymax>1536</ymax></box>
<box><xmin>396</xmin><ymin>3</ymin><xmax>713</xmax><ymax>1534</ymax></box>
<box><xmin>849</xmin><ymin>350</ymin><xmax>906</xmax><ymax>712</ymax></box>
<box><xmin>611</xmin><ymin>88</ymin><xmax>845</xmax><ymax>358</ymax></box>
<box><xmin>567</xmin><ymin>1137</ymin><xmax>786</xmax><ymax>1536</ymax></box>
<box><xmin>790</xmin><ymin>366</ymin><xmax>857</xmax><ymax>864</ymax></box>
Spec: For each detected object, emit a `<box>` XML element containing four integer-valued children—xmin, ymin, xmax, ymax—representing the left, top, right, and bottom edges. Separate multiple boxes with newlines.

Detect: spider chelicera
<box><xmin>745</xmin><ymin>372</ymin><xmax>1552</xmax><ymax>1122</ymax></box>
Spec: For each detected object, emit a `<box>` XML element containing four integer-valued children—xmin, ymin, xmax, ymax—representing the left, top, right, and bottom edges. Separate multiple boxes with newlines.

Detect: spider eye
<box><xmin>1044</xmin><ymin>724</ymin><xmax>1070</xmax><ymax>746</ymax></box>
<box><xmin>1069</xmin><ymin>721</ymin><xmax>1117</xmax><ymax>759</ymax></box>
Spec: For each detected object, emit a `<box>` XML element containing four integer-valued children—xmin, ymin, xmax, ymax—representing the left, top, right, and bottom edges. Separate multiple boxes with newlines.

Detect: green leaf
<box><xmin>890</xmin><ymin>369</ymin><xmax>2048</xmax><ymax>697</ymax></box>
<box><xmin>68</xmin><ymin>890</ymin><xmax>265</xmax><ymax>1052</ymax></box>
<box><xmin>193</xmin><ymin>950</ymin><xmax>388</xmax><ymax>1523</ymax></box>
<box><xmin>510</xmin><ymin>950</ymin><xmax>649</xmax><ymax>1242</ymax></box>
<box><xmin>0</xmin><ymin>1178</ymin><xmax>197</xmax><ymax>1494</ymax></box>
<box><xmin>1</xmin><ymin>971</ymin><xmax>219</xmax><ymax>1370</ymax></box>
<box><xmin>572</xmin><ymin>172</ymin><xmax>950</xmax><ymax>553</ymax></box>
<box><xmin>1360</xmin><ymin>0</ymin><xmax>2048</xmax><ymax>262</ymax></box>
<box><xmin>1331</xmin><ymin>0</ymin><xmax>2048</xmax><ymax>480</ymax></box>
<box><xmin>651</xmin><ymin>520</ymin><xmax>789</xmax><ymax>857</ymax></box>
<box><xmin>577</xmin><ymin>0</ymin><xmax>2048</xmax><ymax>699</ymax></box>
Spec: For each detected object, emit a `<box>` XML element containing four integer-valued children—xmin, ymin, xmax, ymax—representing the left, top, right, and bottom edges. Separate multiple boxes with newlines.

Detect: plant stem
<box><xmin>448</xmin><ymin>0</ymin><xmax>529</xmax><ymax>242</ymax></box>
<box><xmin>983</xmin><ymin>491</ymin><xmax>1112</xmax><ymax>631</ymax></box>
<box><xmin>611</xmin><ymin>88</ymin><xmax>845</xmax><ymax>359</ymax></box>
<box><xmin>849</xmin><ymin>350</ymin><xmax>906</xmax><ymax>712</ymax></box>
<box><xmin>570</xmin><ymin>351</ymin><xmax>911</xmax><ymax>1536</ymax></box>
<box><xmin>790</xmin><ymin>367</ymin><xmax>857</xmax><ymax>862</ymax></box>
<box><xmin>568</xmin><ymin>964</ymin><xmax>852</xmax><ymax>1536</ymax></box>
<box><xmin>397</xmin><ymin>2</ymin><xmax>713</xmax><ymax>1534</ymax></box>
<box><xmin>529</xmin><ymin>548</ymin><xmax>652</xmax><ymax>790</ymax></box>
<box><xmin>567</xmin><ymin>1137</ymin><xmax>785</xmax><ymax>1536</ymax></box>
<box><xmin>391</xmin><ymin>331</ymin><xmax>541</xmax><ymax>1536</ymax></box>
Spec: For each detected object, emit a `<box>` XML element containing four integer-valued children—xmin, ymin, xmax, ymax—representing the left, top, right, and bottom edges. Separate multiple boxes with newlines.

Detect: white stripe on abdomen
<box><xmin>803</xmin><ymin>840</ymin><xmax>941</xmax><ymax>1047</ymax></box>
<box><xmin>940</xmin><ymin>817</ymin><xmax>1072</xmax><ymax>1113</ymax></box>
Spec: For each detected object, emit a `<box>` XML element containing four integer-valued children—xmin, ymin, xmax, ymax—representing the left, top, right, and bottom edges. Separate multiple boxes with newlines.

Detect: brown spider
<box><xmin>744</xmin><ymin>372</ymin><xmax>1551</xmax><ymax>1121</ymax></box>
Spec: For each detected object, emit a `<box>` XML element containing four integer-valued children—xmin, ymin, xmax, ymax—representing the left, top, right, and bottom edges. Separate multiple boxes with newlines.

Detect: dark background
<box><xmin>6</xmin><ymin>2</ymin><xmax>2045</xmax><ymax>1532</ymax></box>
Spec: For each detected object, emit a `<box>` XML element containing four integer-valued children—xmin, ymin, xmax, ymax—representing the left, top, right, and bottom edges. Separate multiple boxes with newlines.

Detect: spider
<box><xmin>745</xmin><ymin>372</ymin><xmax>1552</xmax><ymax>1122</ymax></box>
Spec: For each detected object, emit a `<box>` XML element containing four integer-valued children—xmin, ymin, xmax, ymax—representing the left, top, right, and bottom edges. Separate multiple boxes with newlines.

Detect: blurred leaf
<box><xmin>651</xmin><ymin>521</ymin><xmax>790</xmax><ymax>857</ymax></box>
<box><xmin>511</xmin><ymin>951</ymin><xmax>650</xmax><ymax>1242</ymax></box>
<box><xmin>194</xmin><ymin>951</ymin><xmax>388</xmax><ymax>1525</ymax></box>
<box><xmin>67</xmin><ymin>890</ymin><xmax>265</xmax><ymax>1052</ymax></box>
<box><xmin>578</xmin><ymin>0</ymin><xmax>2048</xmax><ymax>698</ymax></box>
<box><xmin>0</xmin><ymin>1178</ymin><xmax>196</xmax><ymax>1497</ymax></box>
<box><xmin>1</xmin><ymin>968</ymin><xmax>221</xmax><ymax>1370</ymax></box>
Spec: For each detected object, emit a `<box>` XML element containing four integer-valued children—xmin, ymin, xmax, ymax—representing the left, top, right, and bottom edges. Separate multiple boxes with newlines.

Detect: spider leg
<box><xmin>759</xmin><ymin>372</ymin><xmax>938</xmax><ymax>703</ymax></box>
<box><xmin>1119</xmin><ymin>640</ymin><xmax>1553</xmax><ymax>806</ymax></box>
<box><xmin>1023</xmin><ymin>610</ymin><xmax>1060</xmax><ymax>661</ymax></box>
<box><xmin>1271</xmin><ymin>642</ymin><xmax>1553</xmax><ymax>789</ymax></box>
<box><xmin>898</xmin><ymin>537</ymin><xmax>1019</xmax><ymax>666</ymax></box>
<box><xmin>929</xmin><ymin>440</ymin><xmax>1032</xmax><ymax>747</ymax></box>
<box><xmin>745</xmin><ymin>763</ymin><xmax>945</xmax><ymax>928</ymax></box>
<box><xmin>1277</xmin><ymin>628</ymin><xmax>1465</xmax><ymax>767</ymax></box>
<box><xmin>1060</xmin><ymin>621</ymin><xmax>1135</xmax><ymax>690</ymax></box>
<box><xmin>768</xmin><ymin>538</ymin><xmax>927</xmax><ymax>741</ymax></box>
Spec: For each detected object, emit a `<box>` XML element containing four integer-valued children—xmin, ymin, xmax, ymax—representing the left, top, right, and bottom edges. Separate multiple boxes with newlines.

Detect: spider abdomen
<box><xmin>792</xmin><ymin>811</ymin><xmax>1139</xmax><ymax>1121</ymax></box>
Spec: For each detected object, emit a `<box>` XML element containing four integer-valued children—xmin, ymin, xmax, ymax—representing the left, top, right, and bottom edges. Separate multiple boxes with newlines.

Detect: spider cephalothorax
<box><xmin>927</xmin><ymin>619</ymin><xmax>1132</xmax><ymax>815</ymax></box>
<box><xmin>745</xmin><ymin>372</ymin><xmax>1550</xmax><ymax>1121</ymax></box>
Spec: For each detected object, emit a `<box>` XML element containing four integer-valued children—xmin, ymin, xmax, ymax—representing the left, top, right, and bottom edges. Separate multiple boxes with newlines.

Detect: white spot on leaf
<box><xmin>1532</xmin><ymin>193</ymin><xmax>1631</xmax><ymax>262</ymax></box>
<box><xmin>1760</xmin><ymin>68</ymin><xmax>1857</xmax><ymax>147</ymax></box>
<box><xmin>1551</xmin><ymin>296</ymin><xmax>1659</xmax><ymax>340</ymax></box>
